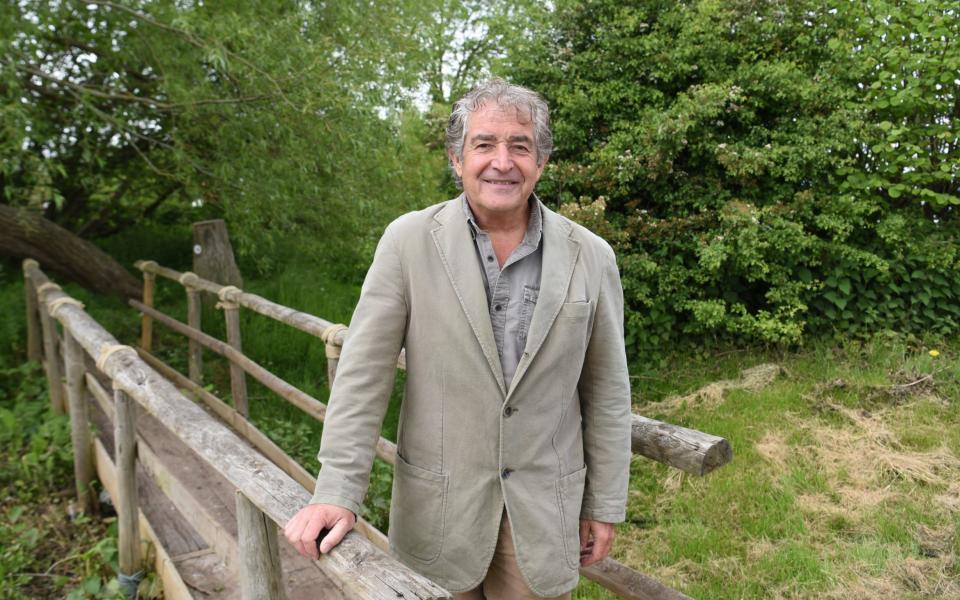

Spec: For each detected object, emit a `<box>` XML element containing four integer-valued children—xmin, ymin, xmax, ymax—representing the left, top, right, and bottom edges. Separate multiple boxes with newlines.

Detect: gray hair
<box><xmin>445</xmin><ymin>78</ymin><xmax>553</xmax><ymax>186</ymax></box>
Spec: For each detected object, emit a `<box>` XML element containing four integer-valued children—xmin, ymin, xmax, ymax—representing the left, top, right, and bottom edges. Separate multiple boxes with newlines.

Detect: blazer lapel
<box><xmin>508</xmin><ymin>203</ymin><xmax>580</xmax><ymax>397</ymax></box>
<box><xmin>431</xmin><ymin>199</ymin><xmax>506</xmax><ymax>396</ymax></box>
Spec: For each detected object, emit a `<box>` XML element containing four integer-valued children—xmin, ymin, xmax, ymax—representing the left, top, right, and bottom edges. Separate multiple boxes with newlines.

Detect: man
<box><xmin>285</xmin><ymin>79</ymin><xmax>631</xmax><ymax>599</ymax></box>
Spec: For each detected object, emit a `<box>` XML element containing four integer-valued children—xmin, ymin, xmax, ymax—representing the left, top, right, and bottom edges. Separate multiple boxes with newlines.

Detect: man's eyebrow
<box><xmin>468</xmin><ymin>133</ymin><xmax>534</xmax><ymax>144</ymax></box>
<box><xmin>469</xmin><ymin>133</ymin><xmax>498</xmax><ymax>144</ymax></box>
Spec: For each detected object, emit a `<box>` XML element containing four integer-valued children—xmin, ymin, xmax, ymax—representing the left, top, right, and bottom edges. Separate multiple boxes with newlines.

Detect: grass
<box><xmin>3</xmin><ymin>232</ymin><xmax>958</xmax><ymax>599</ymax></box>
<box><xmin>619</xmin><ymin>335</ymin><xmax>960</xmax><ymax>599</ymax></box>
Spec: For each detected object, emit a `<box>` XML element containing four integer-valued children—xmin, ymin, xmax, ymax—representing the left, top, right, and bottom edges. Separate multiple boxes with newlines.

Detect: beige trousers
<box><xmin>454</xmin><ymin>511</ymin><xmax>573</xmax><ymax>600</ymax></box>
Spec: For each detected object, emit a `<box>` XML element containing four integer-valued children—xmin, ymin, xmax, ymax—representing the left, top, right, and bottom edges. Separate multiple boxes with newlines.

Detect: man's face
<box><xmin>451</xmin><ymin>103</ymin><xmax>547</xmax><ymax>221</ymax></box>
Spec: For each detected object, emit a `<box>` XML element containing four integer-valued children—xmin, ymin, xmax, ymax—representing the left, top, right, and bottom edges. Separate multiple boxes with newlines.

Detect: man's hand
<box><xmin>579</xmin><ymin>519</ymin><xmax>615</xmax><ymax>567</ymax></box>
<box><xmin>283</xmin><ymin>503</ymin><xmax>356</xmax><ymax>560</ymax></box>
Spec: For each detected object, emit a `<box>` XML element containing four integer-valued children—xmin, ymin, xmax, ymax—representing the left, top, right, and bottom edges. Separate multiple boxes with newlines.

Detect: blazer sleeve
<box><xmin>578</xmin><ymin>244</ymin><xmax>632</xmax><ymax>523</ymax></box>
<box><xmin>310</xmin><ymin>223</ymin><xmax>408</xmax><ymax>514</ymax></box>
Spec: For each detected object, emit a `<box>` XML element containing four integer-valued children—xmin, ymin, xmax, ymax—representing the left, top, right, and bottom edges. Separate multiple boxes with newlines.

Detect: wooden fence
<box><xmin>24</xmin><ymin>257</ymin><xmax>733</xmax><ymax>599</ymax></box>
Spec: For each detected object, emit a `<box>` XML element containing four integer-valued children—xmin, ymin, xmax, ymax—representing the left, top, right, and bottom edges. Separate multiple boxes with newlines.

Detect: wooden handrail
<box><xmin>26</xmin><ymin>262</ymin><xmax>450</xmax><ymax>600</ymax></box>
<box><xmin>134</xmin><ymin>259</ymin><xmax>730</xmax><ymax>476</ymax></box>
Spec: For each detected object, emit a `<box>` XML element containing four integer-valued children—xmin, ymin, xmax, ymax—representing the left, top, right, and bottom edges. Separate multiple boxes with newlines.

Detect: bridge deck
<box><xmin>86</xmin><ymin>367</ymin><xmax>348</xmax><ymax>599</ymax></box>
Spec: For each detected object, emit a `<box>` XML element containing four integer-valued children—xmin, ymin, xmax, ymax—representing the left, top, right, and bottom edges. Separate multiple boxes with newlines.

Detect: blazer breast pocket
<box><xmin>558</xmin><ymin>300</ymin><xmax>591</xmax><ymax>320</ymax></box>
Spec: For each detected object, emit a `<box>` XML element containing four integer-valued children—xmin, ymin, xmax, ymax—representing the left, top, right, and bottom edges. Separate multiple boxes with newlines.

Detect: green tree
<box><xmin>507</xmin><ymin>0</ymin><xmax>959</xmax><ymax>358</ymax></box>
<box><xmin>1</xmin><ymin>0</ymin><xmax>445</xmax><ymax>283</ymax></box>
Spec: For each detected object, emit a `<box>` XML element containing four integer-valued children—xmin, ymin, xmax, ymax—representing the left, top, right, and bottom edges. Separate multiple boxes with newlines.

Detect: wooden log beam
<box><xmin>581</xmin><ymin>558</ymin><xmax>693</xmax><ymax>600</ymax></box>
<box><xmin>135</xmin><ymin>261</ymin><xmax>344</xmax><ymax>345</ymax></box>
<box><xmin>28</xmin><ymin>265</ymin><xmax>449</xmax><ymax>599</ymax></box>
<box><xmin>632</xmin><ymin>415</ymin><xmax>732</xmax><ymax>476</ymax></box>
<box><xmin>130</xmin><ymin>300</ymin><xmax>398</xmax><ymax>466</ymax></box>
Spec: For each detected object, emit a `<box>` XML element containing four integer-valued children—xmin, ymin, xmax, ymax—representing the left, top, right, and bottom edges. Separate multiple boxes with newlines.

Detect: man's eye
<box><xmin>512</xmin><ymin>145</ymin><xmax>530</xmax><ymax>153</ymax></box>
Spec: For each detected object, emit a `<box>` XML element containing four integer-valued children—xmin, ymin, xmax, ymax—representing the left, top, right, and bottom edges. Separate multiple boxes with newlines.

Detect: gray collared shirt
<box><xmin>462</xmin><ymin>195</ymin><xmax>543</xmax><ymax>389</ymax></box>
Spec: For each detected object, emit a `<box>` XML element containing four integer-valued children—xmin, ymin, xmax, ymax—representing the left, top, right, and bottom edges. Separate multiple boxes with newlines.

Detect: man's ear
<box><xmin>537</xmin><ymin>154</ymin><xmax>550</xmax><ymax>176</ymax></box>
<box><xmin>449</xmin><ymin>150</ymin><xmax>463</xmax><ymax>177</ymax></box>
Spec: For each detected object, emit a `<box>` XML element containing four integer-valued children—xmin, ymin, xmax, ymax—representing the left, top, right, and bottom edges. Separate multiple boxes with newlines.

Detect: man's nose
<box><xmin>491</xmin><ymin>143</ymin><xmax>512</xmax><ymax>170</ymax></box>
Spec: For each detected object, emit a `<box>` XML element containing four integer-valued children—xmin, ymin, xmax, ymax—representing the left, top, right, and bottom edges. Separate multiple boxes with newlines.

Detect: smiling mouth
<box><xmin>483</xmin><ymin>179</ymin><xmax>519</xmax><ymax>185</ymax></box>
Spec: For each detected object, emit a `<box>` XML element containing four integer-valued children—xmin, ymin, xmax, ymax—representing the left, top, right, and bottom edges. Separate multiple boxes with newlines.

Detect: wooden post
<box><xmin>114</xmin><ymin>388</ymin><xmax>142</xmax><ymax>578</ymax></box>
<box><xmin>140</xmin><ymin>271</ymin><xmax>156</xmax><ymax>352</ymax></box>
<box><xmin>222</xmin><ymin>301</ymin><xmax>249</xmax><ymax>416</ymax></box>
<box><xmin>235</xmin><ymin>491</ymin><xmax>286</xmax><ymax>600</ymax></box>
<box><xmin>23</xmin><ymin>260</ymin><xmax>42</xmax><ymax>363</ymax></box>
<box><xmin>326</xmin><ymin>345</ymin><xmax>339</xmax><ymax>390</ymax></box>
<box><xmin>38</xmin><ymin>295</ymin><xmax>66</xmax><ymax>414</ymax></box>
<box><xmin>64</xmin><ymin>330</ymin><xmax>95</xmax><ymax>513</ymax></box>
<box><xmin>186</xmin><ymin>287</ymin><xmax>202</xmax><ymax>384</ymax></box>
<box><xmin>323</xmin><ymin>324</ymin><xmax>347</xmax><ymax>390</ymax></box>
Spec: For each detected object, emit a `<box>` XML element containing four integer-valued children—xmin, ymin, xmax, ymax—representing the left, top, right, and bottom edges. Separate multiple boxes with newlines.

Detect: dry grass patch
<box><xmin>649</xmin><ymin>363</ymin><xmax>785</xmax><ymax>411</ymax></box>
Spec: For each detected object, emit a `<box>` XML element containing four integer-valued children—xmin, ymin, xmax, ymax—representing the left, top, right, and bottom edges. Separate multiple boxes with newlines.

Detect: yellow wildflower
<box><xmin>928</xmin><ymin>349</ymin><xmax>940</xmax><ymax>357</ymax></box>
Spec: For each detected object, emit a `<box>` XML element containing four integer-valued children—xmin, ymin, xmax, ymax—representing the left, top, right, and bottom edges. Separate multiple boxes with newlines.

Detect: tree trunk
<box><xmin>0</xmin><ymin>204</ymin><xmax>140</xmax><ymax>299</ymax></box>
<box><xmin>192</xmin><ymin>219</ymin><xmax>242</xmax><ymax>287</ymax></box>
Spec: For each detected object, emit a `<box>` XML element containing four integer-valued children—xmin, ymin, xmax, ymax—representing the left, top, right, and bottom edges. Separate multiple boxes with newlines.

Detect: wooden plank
<box><xmin>93</xmin><ymin>437</ymin><xmax>196</xmax><ymax>600</ymax></box>
<box><xmin>115</xmin><ymin>388</ymin><xmax>142</xmax><ymax>575</ymax></box>
<box><xmin>582</xmin><ymin>558</ymin><xmax>693</xmax><ymax>600</ymax></box>
<box><xmin>64</xmin><ymin>330</ymin><xmax>95</xmax><ymax>513</ymax></box>
<box><xmin>632</xmin><ymin>415</ymin><xmax>732</xmax><ymax>476</ymax></box>
<box><xmin>236</xmin><ymin>491</ymin><xmax>287</xmax><ymax>600</ymax></box>
<box><xmin>88</xmin><ymin>390</ymin><xmax>207</xmax><ymax>559</ymax></box>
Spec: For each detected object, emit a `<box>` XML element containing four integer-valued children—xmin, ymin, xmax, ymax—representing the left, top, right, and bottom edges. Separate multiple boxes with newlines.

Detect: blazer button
<box><xmin>503</xmin><ymin>406</ymin><xmax>514</xmax><ymax>417</ymax></box>
<box><xmin>501</xmin><ymin>468</ymin><xmax>513</xmax><ymax>479</ymax></box>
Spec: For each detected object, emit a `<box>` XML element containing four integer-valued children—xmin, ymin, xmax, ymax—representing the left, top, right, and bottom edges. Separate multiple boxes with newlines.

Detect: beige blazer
<box><xmin>311</xmin><ymin>198</ymin><xmax>631</xmax><ymax>596</ymax></box>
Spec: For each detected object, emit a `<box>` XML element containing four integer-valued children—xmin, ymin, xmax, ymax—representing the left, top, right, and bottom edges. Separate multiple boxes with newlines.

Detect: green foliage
<box><xmin>507</xmin><ymin>0</ymin><xmax>959</xmax><ymax>358</ymax></box>
<box><xmin>0</xmin><ymin>364</ymin><xmax>151</xmax><ymax>599</ymax></box>
<box><xmin>2</xmin><ymin>1</ymin><xmax>446</xmax><ymax>271</ymax></box>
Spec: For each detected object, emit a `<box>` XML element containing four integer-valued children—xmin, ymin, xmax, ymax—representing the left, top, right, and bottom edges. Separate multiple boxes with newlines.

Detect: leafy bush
<box><xmin>508</xmin><ymin>0</ymin><xmax>959</xmax><ymax>360</ymax></box>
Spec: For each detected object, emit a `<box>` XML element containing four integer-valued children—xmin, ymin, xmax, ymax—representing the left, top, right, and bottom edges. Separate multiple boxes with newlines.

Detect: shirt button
<box><xmin>503</xmin><ymin>406</ymin><xmax>514</xmax><ymax>417</ymax></box>
<box><xmin>501</xmin><ymin>468</ymin><xmax>513</xmax><ymax>479</ymax></box>
<box><xmin>494</xmin><ymin>304</ymin><xmax>502</xmax><ymax>311</ymax></box>
<box><xmin>487</xmin><ymin>255</ymin><xmax>494</xmax><ymax>262</ymax></box>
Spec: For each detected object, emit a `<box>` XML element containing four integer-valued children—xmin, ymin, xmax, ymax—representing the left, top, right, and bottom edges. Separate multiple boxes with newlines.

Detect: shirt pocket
<box><xmin>517</xmin><ymin>285</ymin><xmax>539</xmax><ymax>347</ymax></box>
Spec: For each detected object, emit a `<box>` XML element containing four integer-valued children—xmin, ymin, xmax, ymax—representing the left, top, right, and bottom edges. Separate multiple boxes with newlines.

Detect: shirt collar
<box><xmin>461</xmin><ymin>194</ymin><xmax>543</xmax><ymax>250</ymax></box>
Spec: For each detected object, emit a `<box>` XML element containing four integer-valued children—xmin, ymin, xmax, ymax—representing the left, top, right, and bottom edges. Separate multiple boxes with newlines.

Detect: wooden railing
<box><xmin>130</xmin><ymin>260</ymin><xmax>731</xmax><ymax>600</ymax></box>
<box><xmin>25</xmin><ymin>256</ymin><xmax>732</xmax><ymax>600</ymax></box>
<box><xmin>22</xmin><ymin>259</ymin><xmax>448</xmax><ymax>600</ymax></box>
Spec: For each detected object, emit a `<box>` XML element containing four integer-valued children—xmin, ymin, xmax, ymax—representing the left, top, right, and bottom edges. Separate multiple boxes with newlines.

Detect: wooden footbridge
<box><xmin>22</xmin><ymin>257</ymin><xmax>732</xmax><ymax>599</ymax></box>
